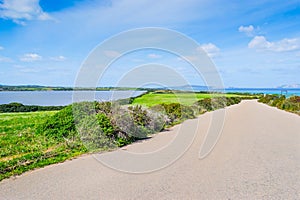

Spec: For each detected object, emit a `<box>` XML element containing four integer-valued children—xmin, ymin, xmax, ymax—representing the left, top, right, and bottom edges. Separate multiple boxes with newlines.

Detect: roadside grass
<box><xmin>132</xmin><ymin>92</ymin><xmax>247</xmax><ymax>107</ymax></box>
<box><xmin>0</xmin><ymin>111</ymin><xmax>86</xmax><ymax>181</ymax></box>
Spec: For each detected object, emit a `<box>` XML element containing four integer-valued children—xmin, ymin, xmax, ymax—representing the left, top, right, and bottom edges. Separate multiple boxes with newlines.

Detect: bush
<box><xmin>77</xmin><ymin>115</ymin><xmax>115</xmax><ymax>150</ymax></box>
<box><xmin>111</xmin><ymin>107</ymin><xmax>149</xmax><ymax>139</ymax></box>
<box><xmin>95</xmin><ymin>101</ymin><xmax>113</xmax><ymax>115</ymax></box>
<box><xmin>128</xmin><ymin>105</ymin><xmax>151</xmax><ymax>127</ymax></box>
<box><xmin>194</xmin><ymin>96</ymin><xmax>242</xmax><ymax>114</ymax></box>
<box><xmin>96</xmin><ymin>113</ymin><xmax>115</xmax><ymax>138</ymax></box>
<box><xmin>37</xmin><ymin>102</ymin><xmax>167</xmax><ymax>149</ymax></box>
<box><xmin>36</xmin><ymin>105</ymin><xmax>77</xmax><ymax>140</ymax></box>
<box><xmin>259</xmin><ymin>94</ymin><xmax>300</xmax><ymax>115</ymax></box>
<box><xmin>151</xmin><ymin>103</ymin><xmax>195</xmax><ymax>125</ymax></box>
<box><xmin>0</xmin><ymin>102</ymin><xmax>65</xmax><ymax>113</ymax></box>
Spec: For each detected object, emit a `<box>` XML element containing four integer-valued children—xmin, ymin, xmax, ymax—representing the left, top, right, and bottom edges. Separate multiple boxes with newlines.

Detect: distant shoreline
<box><xmin>1</xmin><ymin>84</ymin><xmax>300</xmax><ymax>92</ymax></box>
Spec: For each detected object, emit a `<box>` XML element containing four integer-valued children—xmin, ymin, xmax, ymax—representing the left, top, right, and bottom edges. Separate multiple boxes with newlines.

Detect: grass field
<box><xmin>132</xmin><ymin>92</ymin><xmax>244</xmax><ymax>107</ymax></box>
<box><xmin>0</xmin><ymin>111</ymin><xmax>86</xmax><ymax>181</ymax></box>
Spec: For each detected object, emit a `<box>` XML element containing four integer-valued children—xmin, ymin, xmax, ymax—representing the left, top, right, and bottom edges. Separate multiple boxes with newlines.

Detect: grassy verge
<box><xmin>0</xmin><ymin>111</ymin><xmax>87</xmax><ymax>181</ymax></box>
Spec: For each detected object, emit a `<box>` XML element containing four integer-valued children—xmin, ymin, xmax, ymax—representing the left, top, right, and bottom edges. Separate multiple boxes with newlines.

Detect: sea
<box><xmin>0</xmin><ymin>88</ymin><xmax>299</xmax><ymax>106</ymax></box>
<box><xmin>0</xmin><ymin>91</ymin><xmax>145</xmax><ymax>106</ymax></box>
<box><xmin>224</xmin><ymin>88</ymin><xmax>300</xmax><ymax>97</ymax></box>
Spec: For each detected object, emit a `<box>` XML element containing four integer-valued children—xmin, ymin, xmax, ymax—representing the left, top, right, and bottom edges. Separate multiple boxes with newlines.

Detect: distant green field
<box><xmin>0</xmin><ymin>111</ymin><xmax>86</xmax><ymax>181</ymax></box>
<box><xmin>132</xmin><ymin>92</ymin><xmax>244</xmax><ymax>107</ymax></box>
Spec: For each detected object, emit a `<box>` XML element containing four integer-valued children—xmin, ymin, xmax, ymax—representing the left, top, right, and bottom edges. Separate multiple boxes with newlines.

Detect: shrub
<box><xmin>194</xmin><ymin>98</ymin><xmax>213</xmax><ymax>112</ymax></box>
<box><xmin>111</xmin><ymin>107</ymin><xmax>149</xmax><ymax>139</ymax></box>
<box><xmin>0</xmin><ymin>102</ymin><xmax>65</xmax><ymax>113</ymax></box>
<box><xmin>128</xmin><ymin>105</ymin><xmax>151</xmax><ymax>127</ymax></box>
<box><xmin>77</xmin><ymin>115</ymin><xmax>115</xmax><ymax>151</ymax></box>
<box><xmin>95</xmin><ymin>101</ymin><xmax>113</xmax><ymax>115</ymax></box>
<box><xmin>151</xmin><ymin>103</ymin><xmax>195</xmax><ymax>125</ymax></box>
<box><xmin>36</xmin><ymin>105</ymin><xmax>76</xmax><ymax>140</ymax></box>
<box><xmin>194</xmin><ymin>96</ymin><xmax>242</xmax><ymax>114</ymax></box>
<box><xmin>259</xmin><ymin>94</ymin><xmax>300</xmax><ymax>115</ymax></box>
<box><xmin>96</xmin><ymin>113</ymin><xmax>115</xmax><ymax>138</ymax></box>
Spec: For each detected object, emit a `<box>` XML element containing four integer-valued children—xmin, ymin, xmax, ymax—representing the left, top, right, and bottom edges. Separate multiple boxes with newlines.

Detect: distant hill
<box><xmin>0</xmin><ymin>84</ymin><xmax>145</xmax><ymax>91</ymax></box>
<box><xmin>0</xmin><ymin>84</ymin><xmax>222</xmax><ymax>92</ymax></box>
<box><xmin>168</xmin><ymin>85</ymin><xmax>210</xmax><ymax>91</ymax></box>
<box><xmin>0</xmin><ymin>85</ymin><xmax>73</xmax><ymax>91</ymax></box>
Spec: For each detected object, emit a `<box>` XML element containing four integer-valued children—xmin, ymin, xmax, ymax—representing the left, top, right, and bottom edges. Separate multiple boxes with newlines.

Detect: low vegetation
<box><xmin>0</xmin><ymin>111</ymin><xmax>86</xmax><ymax>181</ymax></box>
<box><xmin>132</xmin><ymin>91</ymin><xmax>255</xmax><ymax>106</ymax></box>
<box><xmin>259</xmin><ymin>94</ymin><xmax>300</xmax><ymax>115</ymax></box>
<box><xmin>0</xmin><ymin>91</ymin><xmax>256</xmax><ymax>181</ymax></box>
<box><xmin>0</xmin><ymin>102</ymin><xmax>65</xmax><ymax>113</ymax></box>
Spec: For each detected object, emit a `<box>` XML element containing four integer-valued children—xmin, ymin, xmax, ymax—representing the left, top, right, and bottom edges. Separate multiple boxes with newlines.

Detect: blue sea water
<box><xmin>0</xmin><ymin>91</ymin><xmax>145</xmax><ymax>106</ymax></box>
<box><xmin>224</xmin><ymin>88</ymin><xmax>300</xmax><ymax>97</ymax></box>
<box><xmin>0</xmin><ymin>88</ymin><xmax>299</xmax><ymax>106</ymax></box>
<box><xmin>176</xmin><ymin>85</ymin><xmax>300</xmax><ymax>97</ymax></box>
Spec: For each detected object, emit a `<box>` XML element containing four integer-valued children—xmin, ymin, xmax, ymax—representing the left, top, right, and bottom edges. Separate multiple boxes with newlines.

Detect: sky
<box><xmin>0</xmin><ymin>0</ymin><xmax>299</xmax><ymax>88</ymax></box>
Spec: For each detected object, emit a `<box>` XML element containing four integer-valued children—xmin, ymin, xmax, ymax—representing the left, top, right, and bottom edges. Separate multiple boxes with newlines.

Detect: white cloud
<box><xmin>0</xmin><ymin>0</ymin><xmax>51</xmax><ymax>25</ymax></box>
<box><xmin>0</xmin><ymin>46</ymin><xmax>4</xmax><ymax>50</ymax></box>
<box><xmin>198</xmin><ymin>43</ymin><xmax>220</xmax><ymax>58</ymax></box>
<box><xmin>238</xmin><ymin>25</ymin><xmax>254</xmax><ymax>36</ymax></box>
<box><xmin>248</xmin><ymin>36</ymin><xmax>300</xmax><ymax>52</ymax></box>
<box><xmin>50</xmin><ymin>55</ymin><xmax>66</xmax><ymax>61</ymax></box>
<box><xmin>20</xmin><ymin>53</ymin><xmax>42</xmax><ymax>62</ymax></box>
<box><xmin>148</xmin><ymin>53</ymin><xmax>162</xmax><ymax>59</ymax></box>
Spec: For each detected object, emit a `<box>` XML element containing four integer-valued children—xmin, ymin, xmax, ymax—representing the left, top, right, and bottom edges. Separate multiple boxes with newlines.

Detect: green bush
<box><xmin>258</xmin><ymin>94</ymin><xmax>281</xmax><ymax>104</ymax></box>
<box><xmin>128</xmin><ymin>105</ymin><xmax>151</xmax><ymax>127</ymax></box>
<box><xmin>37</xmin><ymin>102</ymin><xmax>163</xmax><ymax>149</ymax></box>
<box><xmin>36</xmin><ymin>105</ymin><xmax>77</xmax><ymax>140</ymax></box>
<box><xmin>76</xmin><ymin>115</ymin><xmax>115</xmax><ymax>151</ymax></box>
<box><xmin>0</xmin><ymin>102</ymin><xmax>65</xmax><ymax>113</ymax></box>
<box><xmin>194</xmin><ymin>96</ymin><xmax>242</xmax><ymax>114</ymax></box>
<box><xmin>111</xmin><ymin>108</ymin><xmax>149</xmax><ymax>139</ymax></box>
<box><xmin>95</xmin><ymin>101</ymin><xmax>113</xmax><ymax>115</ymax></box>
<box><xmin>96</xmin><ymin>113</ymin><xmax>115</xmax><ymax>138</ymax></box>
<box><xmin>151</xmin><ymin>103</ymin><xmax>195</xmax><ymax>125</ymax></box>
<box><xmin>259</xmin><ymin>94</ymin><xmax>300</xmax><ymax>115</ymax></box>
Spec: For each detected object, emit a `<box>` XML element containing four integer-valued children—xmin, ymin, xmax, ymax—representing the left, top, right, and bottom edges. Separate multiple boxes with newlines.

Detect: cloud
<box><xmin>20</xmin><ymin>53</ymin><xmax>42</xmax><ymax>62</ymax></box>
<box><xmin>238</xmin><ymin>25</ymin><xmax>254</xmax><ymax>36</ymax></box>
<box><xmin>50</xmin><ymin>55</ymin><xmax>66</xmax><ymax>61</ymax></box>
<box><xmin>148</xmin><ymin>53</ymin><xmax>162</xmax><ymax>59</ymax></box>
<box><xmin>248</xmin><ymin>36</ymin><xmax>300</xmax><ymax>52</ymax></box>
<box><xmin>198</xmin><ymin>43</ymin><xmax>220</xmax><ymax>58</ymax></box>
<box><xmin>0</xmin><ymin>0</ymin><xmax>51</xmax><ymax>25</ymax></box>
<box><xmin>0</xmin><ymin>46</ymin><xmax>4</xmax><ymax>50</ymax></box>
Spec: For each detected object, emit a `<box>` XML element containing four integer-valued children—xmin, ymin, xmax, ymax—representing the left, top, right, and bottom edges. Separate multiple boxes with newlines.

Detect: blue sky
<box><xmin>0</xmin><ymin>0</ymin><xmax>299</xmax><ymax>88</ymax></box>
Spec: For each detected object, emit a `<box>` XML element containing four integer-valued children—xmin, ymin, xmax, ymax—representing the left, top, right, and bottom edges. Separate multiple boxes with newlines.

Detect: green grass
<box><xmin>0</xmin><ymin>111</ymin><xmax>86</xmax><ymax>181</ymax></box>
<box><xmin>132</xmin><ymin>92</ymin><xmax>244</xmax><ymax>107</ymax></box>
